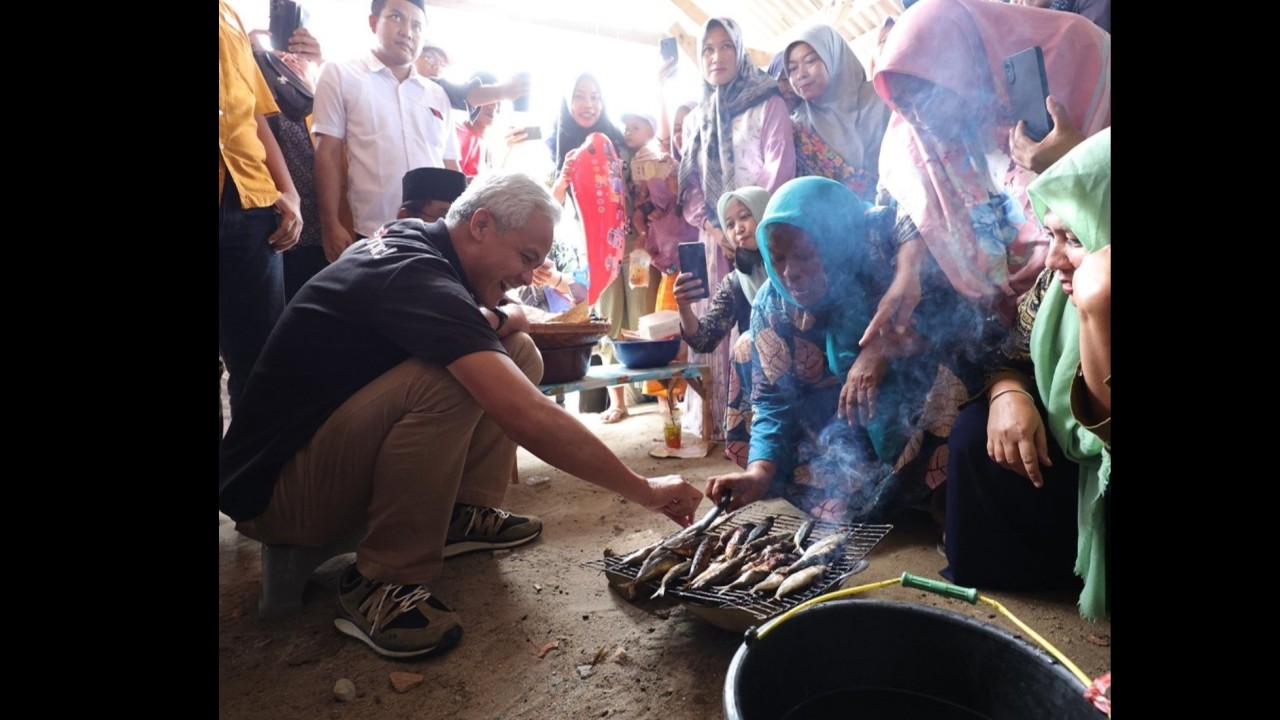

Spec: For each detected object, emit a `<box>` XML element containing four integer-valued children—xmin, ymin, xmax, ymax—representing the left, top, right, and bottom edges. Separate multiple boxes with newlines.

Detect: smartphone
<box><xmin>677</xmin><ymin>242</ymin><xmax>709</xmax><ymax>300</ymax></box>
<box><xmin>269</xmin><ymin>0</ymin><xmax>307</xmax><ymax>53</ymax></box>
<box><xmin>521</xmin><ymin>125</ymin><xmax>542</xmax><ymax>141</ymax></box>
<box><xmin>660</xmin><ymin>37</ymin><xmax>678</xmax><ymax>75</ymax></box>
<box><xmin>1002</xmin><ymin>46</ymin><xmax>1053</xmax><ymax>142</ymax></box>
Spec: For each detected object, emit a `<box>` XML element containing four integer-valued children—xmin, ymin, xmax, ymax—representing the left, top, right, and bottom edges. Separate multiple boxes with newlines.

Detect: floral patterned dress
<box><xmin>746</xmin><ymin>211</ymin><xmax>995</xmax><ymax>522</ymax></box>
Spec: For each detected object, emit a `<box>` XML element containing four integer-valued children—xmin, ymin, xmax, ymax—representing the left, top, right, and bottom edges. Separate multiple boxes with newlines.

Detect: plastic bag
<box><xmin>628</xmin><ymin>248</ymin><xmax>652</xmax><ymax>289</ymax></box>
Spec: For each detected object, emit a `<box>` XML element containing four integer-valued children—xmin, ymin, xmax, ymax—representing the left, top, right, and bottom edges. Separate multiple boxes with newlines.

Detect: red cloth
<box><xmin>568</xmin><ymin>132</ymin><xmax>626</xmax><ymax>306</ymax></box>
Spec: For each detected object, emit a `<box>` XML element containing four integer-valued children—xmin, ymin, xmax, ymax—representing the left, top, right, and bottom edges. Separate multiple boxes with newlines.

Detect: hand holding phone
<box><xmin>1002</xmin><ymin>46</ymin><xmax>1053</xmax><ymax>142</ymax></box>
<box><xmin>660</xmin><ymin>37</ymin><xmax>678</xmax><ymax>77</ymax></box>
<box><xmin>269</xmin><ymin>0</ymin><xmax>307</xmax><ymax>53</ymax></box>
<box><xmin>677</xmin><ymin>242</ymin><xmax>709</xmax><ymax>300</ymax></box>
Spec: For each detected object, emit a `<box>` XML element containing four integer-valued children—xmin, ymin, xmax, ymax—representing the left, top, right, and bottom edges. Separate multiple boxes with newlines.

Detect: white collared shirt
<box><xmin>312</xmin><ymin>52</ymin><xmax>459</xmax><ymax>237</ymax></box>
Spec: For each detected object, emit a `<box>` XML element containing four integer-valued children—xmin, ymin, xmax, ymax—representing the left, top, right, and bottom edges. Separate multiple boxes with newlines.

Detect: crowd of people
<box><xmin>218</xmin><ymin>0</ymin><xmax>1111</xmax><ymax>661</ymax></box>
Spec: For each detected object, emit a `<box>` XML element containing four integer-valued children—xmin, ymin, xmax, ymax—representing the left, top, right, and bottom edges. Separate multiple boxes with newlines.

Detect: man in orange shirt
<box><xmin>218</xmin><ymin>0</ymin><xmax>303</xmax><ymax>416</ymax></box>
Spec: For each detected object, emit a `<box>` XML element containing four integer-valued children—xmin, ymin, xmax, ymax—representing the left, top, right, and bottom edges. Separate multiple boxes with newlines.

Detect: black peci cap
<box><xmin>401</xmin><ymin>167</ymin><xmax>468</xmax><ymax>206</ymax></box>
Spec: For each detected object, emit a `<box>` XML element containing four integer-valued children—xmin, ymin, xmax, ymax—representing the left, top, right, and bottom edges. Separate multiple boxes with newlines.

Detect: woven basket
<box><xmin>529</xmin><ymin>321</ymin><xmax>610</xmax><ymax>350</ymax></box>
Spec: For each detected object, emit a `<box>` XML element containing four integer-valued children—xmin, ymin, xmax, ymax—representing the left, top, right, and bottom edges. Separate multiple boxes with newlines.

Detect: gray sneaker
<box><xmin>444</xmin><ymin>504</ymin><xmax>542</xmax><ymax>558</ymax></box>
<box><xmin>333</xmin><ymin>567</ymin><xmax>462</xmax><ymax>658</ymax></box>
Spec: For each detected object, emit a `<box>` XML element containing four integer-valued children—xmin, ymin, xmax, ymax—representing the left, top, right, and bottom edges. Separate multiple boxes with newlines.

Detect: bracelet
<box><xmin>989</xmin><ymin>388</ymin><xmax>1034</xmax><ymax>405</ymax></box>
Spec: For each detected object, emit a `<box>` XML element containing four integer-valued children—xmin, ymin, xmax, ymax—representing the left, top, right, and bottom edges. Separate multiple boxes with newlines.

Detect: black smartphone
<box><xmin>269</xmin><ymin>0</ymin><xmax>307</xmax><ymax>53</ymax></box>
<box><xmin>1002</xmin><ymin>46</ymin><xmax>1053</xmax><ymax>142</ymax></box>
<box><xmin>660</xmin><ymin>37</ymin><xmax>678</xmax><ymax>73</ymax></box>
<box><xmin>677</xmin><ymin>242</ymin><xmax>709</xmax><ymax>300</ymax></box>
<box><xmin>521</xmin><ymin>125</ymin><xmax>542</xmax><ymax>141</ymax></box>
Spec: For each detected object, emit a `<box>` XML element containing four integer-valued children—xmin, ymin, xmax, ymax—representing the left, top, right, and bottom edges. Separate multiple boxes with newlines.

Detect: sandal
<box><xmin>600</xmin><ymin>406</ymin><xmax>630</xmax><ymax>424</ymax></box>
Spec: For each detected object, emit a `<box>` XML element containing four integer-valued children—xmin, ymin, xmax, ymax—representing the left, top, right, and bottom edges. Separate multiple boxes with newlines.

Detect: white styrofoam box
<box><xmin>638</xmin><ymin>310</ymin><xmax>682</xmax><ymax>339</ymax></box>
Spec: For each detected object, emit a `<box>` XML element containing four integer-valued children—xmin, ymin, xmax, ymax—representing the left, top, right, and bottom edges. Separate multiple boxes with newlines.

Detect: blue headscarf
<box><xmin>756</xmin><ymin>177</ymin><xmax>871</xmax><ymax>373</ymax></box>
<box><xmin>755</xmin><ymin>176</ymin><xmax>909</xmax><ymax>462</ymax></box>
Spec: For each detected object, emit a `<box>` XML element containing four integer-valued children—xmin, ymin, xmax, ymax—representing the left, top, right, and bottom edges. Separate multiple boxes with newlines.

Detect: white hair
<box><xmin>445</xmin><ymin>171</ymin><xmax>562</xmax><ymax>232</ymax></box>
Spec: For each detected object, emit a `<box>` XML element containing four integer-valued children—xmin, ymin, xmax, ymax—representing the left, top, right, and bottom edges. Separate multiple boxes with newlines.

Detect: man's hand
<box><xmin>322</xmin><ymin>225</ymin><xmax>355</xmax><ymax>263</ymax></box>
<box><xmin>269</xmin><ymin>189</ymin><xmax>303</xmax><ymax>252</ymax></box>
<box><xmin>499</xmin><ymin>72</ymin><xmax>531</xmax><ymax>102</ymax></box>
<box><xmin>1009</xmin><ymin>95</ymin><xmax>1087</xmax><ymax>174</ymax></box>
<box><xmin>642</xmin><ymin>475</ymin><xmax>705</xmax><ymax>527</ymax></box>
<box><xmin>839</xmin><ymin>340</ymin><xmax>889</xmax><ymax>426</ymax></box>
<box><xmin>286</xmin><ymin>27</ymin><xmax>322</xmax><ymax>64</ymax></box>
<box><xmin>986</xmin><ymin>385</ymin><xmax>1052</xmax><ymax>487</ymax></box>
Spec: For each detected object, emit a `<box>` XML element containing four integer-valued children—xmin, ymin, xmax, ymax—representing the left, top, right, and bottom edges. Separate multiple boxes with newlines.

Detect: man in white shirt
<box><xmin>313</xmin><ymin>0</ymin><xmax>460</xmax><ymax>262</ymax></box>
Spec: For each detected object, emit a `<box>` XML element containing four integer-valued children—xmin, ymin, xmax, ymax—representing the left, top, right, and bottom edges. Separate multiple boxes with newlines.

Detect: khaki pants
<box><xmin>237</xmin><ymin>332</ymin><xmax>543</xmax><ymax>585</ymax></box>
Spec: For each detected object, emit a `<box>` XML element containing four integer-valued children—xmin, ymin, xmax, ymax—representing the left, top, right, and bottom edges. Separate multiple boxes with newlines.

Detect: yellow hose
<box><xmin>755</xmin><ymin>576</ymin><xmax>1093</xmax><ymax>687</ymax></box>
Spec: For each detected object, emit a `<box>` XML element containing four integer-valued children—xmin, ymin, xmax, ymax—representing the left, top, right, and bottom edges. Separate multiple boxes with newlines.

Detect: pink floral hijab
<box><xmin>873</xmin><ymin>0</ymin><xmax>1110</xmax><ymax>320</ymax></box>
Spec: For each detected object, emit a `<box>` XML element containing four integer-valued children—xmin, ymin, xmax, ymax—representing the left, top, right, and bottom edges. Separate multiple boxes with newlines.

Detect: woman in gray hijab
<box><xmin>783</xmin><ymin>24</ymin><xmax>892</xmax><ymax>203</ymax></box>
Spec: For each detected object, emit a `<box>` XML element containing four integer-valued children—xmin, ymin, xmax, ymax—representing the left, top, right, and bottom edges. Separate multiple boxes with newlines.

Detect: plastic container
<box><xmin>612</xmin><ymin>338</ymin><xmax>680</xmax><ymax>369</ymax></box>
<box><xmin>724</xmin><ymin>600</ymin><xmax>1096</xmax><ymax>720</ymax></box>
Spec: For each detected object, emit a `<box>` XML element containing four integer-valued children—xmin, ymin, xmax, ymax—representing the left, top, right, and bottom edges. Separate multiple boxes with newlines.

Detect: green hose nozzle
<box><xmin>900</xmin><ymin>572</ymin><xmax>979</xmax><ymax>604</ymax></box>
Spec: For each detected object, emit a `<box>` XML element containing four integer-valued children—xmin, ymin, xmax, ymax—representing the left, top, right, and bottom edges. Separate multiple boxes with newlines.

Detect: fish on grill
<box><xmin>651</xmin><ymin>560</ymin><xmax>692</xmax><ymax>599</ymax></box>
<box><xmin>775</xmin><ymin>563</ymin><xmax>829</xmax><ymax>599</ymax></box>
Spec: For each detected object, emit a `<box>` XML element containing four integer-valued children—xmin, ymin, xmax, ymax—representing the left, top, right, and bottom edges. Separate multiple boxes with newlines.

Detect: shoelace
<box><xmin>457</xmin><ymin>506</ymin><xmax>510</xmax><ymax>536</ymax></box>
<box><xmin>362</xmin><ymin>584</ymin><xmax>434</xmax><ymax>632</ymax></box>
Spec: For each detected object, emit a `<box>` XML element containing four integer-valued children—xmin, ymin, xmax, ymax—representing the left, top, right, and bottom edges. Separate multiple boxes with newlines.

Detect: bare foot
<box><xmin>600</xmin><ymin>406</ymin><xmax>630</xmax><ymax>424</ymax></box>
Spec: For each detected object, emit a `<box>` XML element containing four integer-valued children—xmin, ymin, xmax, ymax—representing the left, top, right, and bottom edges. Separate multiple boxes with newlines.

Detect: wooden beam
<box><xmin>670</xmin><ymin>22</ymin><xmax>698</xmax><ymax>65</ymax></box>
<box><xmin>669</xmin><ymin>0</ymin><xmax>709</xmax><ymax>27</ymax></box>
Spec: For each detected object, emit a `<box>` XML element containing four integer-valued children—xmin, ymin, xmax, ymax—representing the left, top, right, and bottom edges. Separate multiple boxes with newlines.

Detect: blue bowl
<box><xmin>612</xmin><ymin>338</ymin><xmax>681</xmax><ymax>369</ymax></box>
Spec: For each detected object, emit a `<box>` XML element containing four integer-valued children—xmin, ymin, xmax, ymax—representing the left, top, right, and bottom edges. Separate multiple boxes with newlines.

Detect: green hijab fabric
<box><xmin>1027</xmin><ymin>128</ymin><xmax>1111</xmax><ymax>620</ymax></box>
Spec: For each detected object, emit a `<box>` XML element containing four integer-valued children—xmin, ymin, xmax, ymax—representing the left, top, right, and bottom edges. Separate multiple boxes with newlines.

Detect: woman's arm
<box><xmin>756</xmin><ymin>95</ymin><xmax>796</xmax><ymax>193</ymax></box>
<box><xmin>677</xmin><ymin>273</ymin><xmax>737</xmax><ymax>353</ymax></box>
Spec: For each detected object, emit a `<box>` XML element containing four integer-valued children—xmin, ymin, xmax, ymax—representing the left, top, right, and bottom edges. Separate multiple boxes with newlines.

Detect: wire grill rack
<box><xmin>583</xmin><ymin>504</ymin><xmax>892</xmax><ymax>620</ymax></box>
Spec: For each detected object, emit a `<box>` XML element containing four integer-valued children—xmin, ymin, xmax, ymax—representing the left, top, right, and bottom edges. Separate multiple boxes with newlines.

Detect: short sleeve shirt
<box><xmin>312</xmin><ymin>54</ymin><xmax>461</xmax><ymax>236</ymax></box>
<box><xmin>218</xmin><ymin>219</ymin><xmax>506</xmax><ymax>520</ymax></box>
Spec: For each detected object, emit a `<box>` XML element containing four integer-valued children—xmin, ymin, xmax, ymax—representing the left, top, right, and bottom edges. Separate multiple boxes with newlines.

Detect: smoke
<box><xmin>786</xmin><ymin>215</ymin><xmax>1007</xmax><ymax>524</ymax></box>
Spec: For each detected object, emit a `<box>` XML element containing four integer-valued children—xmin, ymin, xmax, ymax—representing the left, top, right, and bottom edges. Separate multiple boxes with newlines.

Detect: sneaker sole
<box><xmin>333</xmin><ymin>618</ymin><xmax>463</xmax><ymax>659</ymax></box>
<box><xmin>442</xmin><ymin>526</ymin><xmax>542</xmax><ymax>559</ymax></box>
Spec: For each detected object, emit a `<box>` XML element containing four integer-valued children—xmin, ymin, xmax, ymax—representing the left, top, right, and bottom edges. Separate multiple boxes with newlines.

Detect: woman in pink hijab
<box><xmin>871</xmin><ymin>0</ymin><xmax>1110</xmax><ymax>328</ymax></box>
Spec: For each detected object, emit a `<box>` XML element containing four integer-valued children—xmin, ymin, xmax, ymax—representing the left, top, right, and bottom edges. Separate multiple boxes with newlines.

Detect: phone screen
<box><xmin>660</xmin><ymin>38</ymin><xmax>678</xmax><ymax>63</ymax></box>
<box><xmin>677</xmin><ymin>242</ymin><xmax>709</xmax><ymax>300</ymax></box>
<box><xmin>1002</xmin><ymin>46</ymin><xmax>1053</xmax><ymax>142</ymax></box>
<box><xmin>269</xmin><ymin>0</ymin><xmax>303</xmax><ymax>52</ymax></box>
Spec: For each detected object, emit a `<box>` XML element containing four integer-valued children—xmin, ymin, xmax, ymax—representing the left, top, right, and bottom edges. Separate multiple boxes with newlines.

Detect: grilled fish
<box><xmin>793</xmin><ymin>518</ymin><xmax>816</xmax><ymax>551</ymax></box>
<box><xmin>775</xmin><ymin>563</ymin><xmax>829</xmax><ymax>600</ymax></box>
<box><xmin>786</xmin><ymin>532</ymin><xmax>848</xmax><ymax>574</ymax></box>
<box><xmin>650</xmin><ymin>560</ymin><xmax>692</xmax><ymax>599</ymax></box>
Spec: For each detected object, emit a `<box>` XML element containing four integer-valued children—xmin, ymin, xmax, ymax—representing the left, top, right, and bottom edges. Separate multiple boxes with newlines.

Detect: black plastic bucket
<box><xmin>724</xmin><ymin>600</ymin><xmax>1098</xmax><ymax>720</ymax></box>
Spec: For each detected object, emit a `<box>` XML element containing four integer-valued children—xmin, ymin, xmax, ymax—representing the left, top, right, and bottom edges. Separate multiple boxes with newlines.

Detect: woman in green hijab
<box><xmin>942</xmin><ymin>128</ymin><xmax>1111</xmax><ymax>619</ymax></box>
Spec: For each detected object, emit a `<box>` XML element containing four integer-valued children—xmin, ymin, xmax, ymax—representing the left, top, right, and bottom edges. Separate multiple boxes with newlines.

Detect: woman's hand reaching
<box><xmin>706</xmin><ymin>464</ymin><xmax>773</xmax><ymax>512</ymax></box>
<box><xmin>860</xmin><ymin>237</ymin><xmax>925</xmax><ymax>347</ymax></box>
<box><xmin>839</xmin><ymin>340</ymin><xmax>890</xmax><ymax>426</ymax></box>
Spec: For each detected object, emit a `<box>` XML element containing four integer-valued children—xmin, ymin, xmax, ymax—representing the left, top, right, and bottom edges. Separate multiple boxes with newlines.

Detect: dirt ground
<box><xmin>218</xmin><ymin>398</ymin><xmax>1112</xmax><ymax>720</ymax></box>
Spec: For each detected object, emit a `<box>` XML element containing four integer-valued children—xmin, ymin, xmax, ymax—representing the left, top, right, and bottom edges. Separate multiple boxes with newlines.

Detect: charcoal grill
<box><xmin>583</xmin><ymin>503</ymin><xmax>893</xmax><ymax>622</ymax></box>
